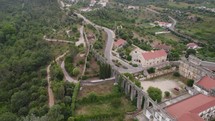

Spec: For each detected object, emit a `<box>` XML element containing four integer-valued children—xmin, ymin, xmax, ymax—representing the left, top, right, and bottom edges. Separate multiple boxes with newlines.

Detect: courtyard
<box><xmin>141</xmin><ymin>73</ymin><xmax>187</xmax><ymax>98</ymax></box>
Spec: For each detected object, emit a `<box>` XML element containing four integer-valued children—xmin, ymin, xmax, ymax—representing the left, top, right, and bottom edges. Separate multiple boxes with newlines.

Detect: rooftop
<box><xmin>142</xmin><ymin>50</ymin><xmax>167</xmax><ymax>60</ymax></box>
<box><xmin>165</xmin><ymin>94</ymin><xmax>215</xmax><ymax>121</ymax></box>
<box><xmin>187</xmin><ymin>43</ymin><xmax>198</xmax><ymax>48</ymax></box>
<box><xmin>197</xmin><ymin>76</ymin><xmax>215</xmax><ymax>90</ymax></box>
<box><xmin>114</xmin><ymin>39</ymin><xmax>126</xmax><ymax>47</ymax></box>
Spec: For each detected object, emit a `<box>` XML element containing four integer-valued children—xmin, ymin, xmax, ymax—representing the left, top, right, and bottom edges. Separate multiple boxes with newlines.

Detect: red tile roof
<box><xmin>197</xmin><ymin>76</ymin><xmax>215</xmax><ymax>90</ymax></box>
<box><xmin>142</xmin><ymin>50</ymin><xmax>167</xmax><ymax>60</ymax></box>
<box><xmin>165</xmin><ymin>94</ymin><xmax>215</xmax><ymax>121</ymax></box>
<box><xmin>178</xmin><ymin>113</ymin><xmax>204</xmax><ymax>121</ymax></box>
<box><xmin>114</xmin><ymin>39</ymin><xmax>126</xmax><ymax>47</ymax></box>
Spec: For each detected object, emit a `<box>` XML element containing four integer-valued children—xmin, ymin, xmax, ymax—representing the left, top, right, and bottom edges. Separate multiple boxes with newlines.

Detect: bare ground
<box><xmin>78</xmin><ymin>80</ymin><xmax>115</xmax><ymax>99</ymax></box>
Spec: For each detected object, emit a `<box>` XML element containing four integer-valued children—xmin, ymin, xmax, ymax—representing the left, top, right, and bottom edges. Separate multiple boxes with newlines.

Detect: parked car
<box><xmin>174</xmin><ymin>87</ymin><xmax>179</xmax><ymax>91</ymax></box>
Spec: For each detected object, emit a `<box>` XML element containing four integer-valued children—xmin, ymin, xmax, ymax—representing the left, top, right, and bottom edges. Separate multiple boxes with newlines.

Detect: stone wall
<box><xmin>146</xmin><ymin>67</ymin><xmax>176</xmax><ymax>79</ymax></box>
<box><xmin>179</xmin><ymin>61</ymin><xmax>205</xmax><ymax>81</ymax></box>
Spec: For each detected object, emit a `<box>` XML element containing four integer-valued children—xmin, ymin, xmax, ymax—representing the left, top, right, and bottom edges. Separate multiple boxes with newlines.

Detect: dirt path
<box><xmin>44</xmin><ymin>35</ymin><xmax>74</xmax><ymax>44</ymax></box>
<box><xmin>81</xmin><ymin>30</ymin><xmax>90</xmax><ymax>76</ymax></box>
<box><xmin>76</xmin><ymin>26</ymin><xmax>86</xmax><ymax>47</ymax></box>
<box><xmin>46</xmin><ymin>51</ymin><xmax>69</xmax><ymax>108</ymax></box>
<box><xmin>47</xmin><ymin>64</ymin><xmax>55</xmax><ymax>107</ymax></box>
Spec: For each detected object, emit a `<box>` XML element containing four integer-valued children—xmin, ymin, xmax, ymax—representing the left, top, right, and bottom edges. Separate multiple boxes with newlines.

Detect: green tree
<box><xmin>46</xmin><ymin>105</ymin><xmax>64</xmax><ymax>121</ymax></box>
<box><xmin>72</xmin><ymin>68</ymin><xmax>80</xmax><ymax>77</ymax></box>
<box><xmin>0</xmin><ymin>112</ymin><xmax>17</xmax><ymax>121</ymax></box>
<box><xmin>99</xmin><ymin>63</ymin><xmax>111</xmax><ymax>79</ymax></box>
<box><xmin>187</xmin><ymin>79</ymin><xmax>194</xmax><ymax>87</ymax></box>
<box><xmin>11</xmin><ymin>91</ymin><xmax>29</xmax><ymax>113</ymax></box>
<box><xmin>168</xmin><ymin>50</ymin><xmax>180</xmax><ymax>61</ymax></box>
<box><xmin>147</xmin><ymin>87</ymin><xmax>162</xmax><ymax>103</ymax></box>
<box><xmin>185</xmin><ymin>49</ymin><xmax>196</xmax><ymax>58</ymax></box>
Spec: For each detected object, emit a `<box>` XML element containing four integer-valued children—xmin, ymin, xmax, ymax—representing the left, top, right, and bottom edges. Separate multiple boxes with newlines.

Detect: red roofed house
<box><xmin>164</xmin><ymin>94</ymin><xmax>215</xmax><ymax>121</ymax></box>
<box><xmin>187</xmin><ymin>43</ymin><xmax>200</xmax><ymax>49</ymax></box>
<box><xmin>194</xmin><ymin>76</ymin><xmax>215</xmax><ymax>95</ymax></box>
<box><xmin>113</xmin><ymin>39</ymin><xmax>126</xmax><ymax>49</ymax></box>
<box><xmin>131</xmin><ymin>48</ymin><xmax>167</xmax><ymax>67</ymax></box>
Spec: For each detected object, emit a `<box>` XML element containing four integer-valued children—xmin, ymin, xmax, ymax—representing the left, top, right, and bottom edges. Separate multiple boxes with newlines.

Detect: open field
<box><xmin>75</xmin><ymin>80</ymin><xmax>136</xmax><ymax>120</ymax></box>
<box><xmin>78</xmin><ymin>80</ymin><xmax>114</xmax><ymax>99</ymax></box>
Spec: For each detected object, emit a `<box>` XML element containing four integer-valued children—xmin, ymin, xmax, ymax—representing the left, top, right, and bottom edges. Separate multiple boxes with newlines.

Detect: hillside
<box><xmin>0</xmin><ymin>0</ymin><xmax>73</xmax><ymax>120</ymax></box>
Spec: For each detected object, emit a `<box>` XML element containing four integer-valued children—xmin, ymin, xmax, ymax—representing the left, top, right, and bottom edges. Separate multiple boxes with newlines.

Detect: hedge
<box><xmin>71</xmin><ymin>82</ymin><xmax>80</xmax><ymax>116</ymax></box>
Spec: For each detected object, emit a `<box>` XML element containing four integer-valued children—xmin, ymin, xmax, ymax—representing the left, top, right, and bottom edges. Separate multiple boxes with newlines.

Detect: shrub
<box><xmin>71</xmin><ymin>82</ymin><xmax>80</xmax><ymax>116</ymax></box>
<box><xmin>173</xmin><ymin>72</ymin><xmax>180</xmax><ymax>77</ymax></box>
<box><xmin>86</xmin><ymin>63</ymin><xmax>90</xmax><ymax>68</ymax></box>
<box><xmin>164</xmin><ymin>91</ymin><xmax>170</xmax><ymax>98</ymax></box>
<box><xmin>79</xmin><ymin>60</ymin><xmax>84</xmax><ymax>65</ymax></box>
<box><xmin>135</xmin><ymin>81</ymin><xmax>141</xmax><ymax>87</ymax></box>
<box><xmin>81</xmin><ymin>75</ymin><xmax>88</xmax><ymax>80</ymax></box>
<box><xmin>147</xmin><ymin>67</ymin><xmax>155</xmax><ymax>74</ymax></box>
<box><xmin>164</xmin><ymin>66</ymin><xmax>171</xmax><ymax>69</ymax></box>
<box><xmin>72</xmin><ymin>68</ymin><xmax>80</xmax><ymax>77</ymax></box>
<box><xmin>132</xmin><ymin>64</ymin><xmax>138</xmax><ymax>67</ymax></box>
<box><xmin>127</xmin><ymin>55</ymin><xmax>132</xmax><ymax>61</ymax></box>
<box><xmin>187</xmin><ymin>79</ymin><xmax>194</xmax><ymax>87</ymax></box>
<box><xmin>68</xmin><ymin>117</ymin><xmax>75</xmax><ymax>121</ymax></box>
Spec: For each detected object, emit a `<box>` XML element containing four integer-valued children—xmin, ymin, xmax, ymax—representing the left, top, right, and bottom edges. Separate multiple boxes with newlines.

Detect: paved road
<box><xmin>103</xmin><ymin>27</ymin><xmax>115</xmax><ymax>64</ymax></box>
<box><xmin>75</xmin><ymin>12</ymin><xmax>144</xmax><ymax>73</ymax></box>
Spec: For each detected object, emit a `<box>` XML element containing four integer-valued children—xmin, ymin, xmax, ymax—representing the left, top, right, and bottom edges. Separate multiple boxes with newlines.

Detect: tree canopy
<box><xmin>147</xmin><ymin>87</ymin><xmax>162</xmax><ymax>103</ymax></box>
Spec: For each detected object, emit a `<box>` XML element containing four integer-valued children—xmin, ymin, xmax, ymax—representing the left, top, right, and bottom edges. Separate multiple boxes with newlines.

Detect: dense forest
<box><xmin>0</xmin><ymin>0</ymin><xmax>78</xmax><ymax>120</ymax></box>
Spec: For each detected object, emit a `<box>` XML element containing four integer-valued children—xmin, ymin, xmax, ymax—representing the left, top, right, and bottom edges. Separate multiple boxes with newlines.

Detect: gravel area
<box><xmin>141</xmin><ymin>74</ymin><xmax>186</xmax><ymax>97</ymax></box>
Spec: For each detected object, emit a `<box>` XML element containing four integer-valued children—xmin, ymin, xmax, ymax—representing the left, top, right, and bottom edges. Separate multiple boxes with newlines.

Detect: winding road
<box><xmin>75</xmin><ymin>12</ymin><xmax>144</xmax><ymax>73</ymax></box>
<box><xmin>46</xmin><ymin>0</ymin><xmax>147</xmax><ymax>107</ymax></box>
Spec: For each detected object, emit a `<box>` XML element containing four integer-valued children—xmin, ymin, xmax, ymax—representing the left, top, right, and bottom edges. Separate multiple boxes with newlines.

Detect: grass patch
<box><xmin>75</xmin><ymin>81</ymin><xmax>136</xmax><ymax>120</ymax></box>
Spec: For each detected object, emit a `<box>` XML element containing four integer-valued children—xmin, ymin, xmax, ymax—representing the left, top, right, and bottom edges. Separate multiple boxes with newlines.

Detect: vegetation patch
<box><xmin>74</xmin><ymin>81</ymin><xmax>136</xmax><ymax>121</ymax></box>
